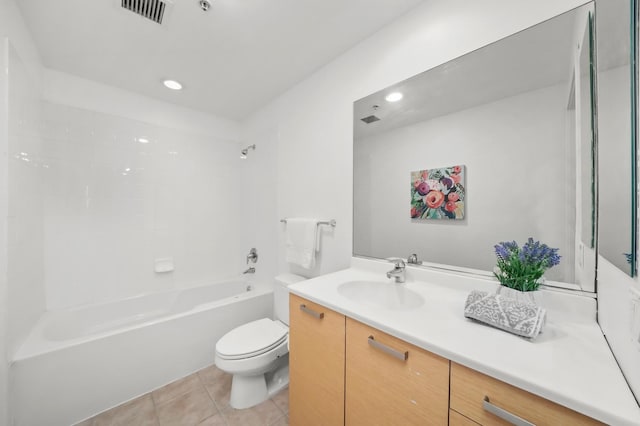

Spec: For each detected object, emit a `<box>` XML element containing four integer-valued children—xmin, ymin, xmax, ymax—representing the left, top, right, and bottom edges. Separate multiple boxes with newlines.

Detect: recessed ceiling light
<box><xmin>163</xmin><ymin>80</ymin><xmax>183</xmax><ymax>91</ymax></box>
<box><xmin>137</xmin><ymin>137</ymin><xmax>149</xmax><ymax>144</ymax></box>
<box><xmin>385</xmin><ymin>92</ymin><xmax>403</xmax><ymax>102</ymax></box>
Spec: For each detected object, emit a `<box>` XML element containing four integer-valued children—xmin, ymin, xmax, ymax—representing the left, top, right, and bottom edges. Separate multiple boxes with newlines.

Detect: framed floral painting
<box><xmin>411</xmin><ymin>165</ymin><xmax>465</xmax><ymax>220</ymax></box>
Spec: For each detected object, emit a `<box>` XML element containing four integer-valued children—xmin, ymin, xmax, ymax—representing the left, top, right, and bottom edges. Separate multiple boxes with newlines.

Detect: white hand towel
<box><xmin>285</xmin><ymin>218</ymin><xmax>319</xmax><ymax>269</ymax></box>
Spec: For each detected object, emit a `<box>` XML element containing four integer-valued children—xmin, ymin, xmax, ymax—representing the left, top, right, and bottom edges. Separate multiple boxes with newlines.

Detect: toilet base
<box><xmin>229</xmin><ymin>355</ymin><xmax>289</xmax><ymax>409</ymax></box>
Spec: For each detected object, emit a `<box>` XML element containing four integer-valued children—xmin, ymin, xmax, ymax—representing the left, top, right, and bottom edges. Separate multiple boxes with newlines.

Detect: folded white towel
<box><xmin>285</xmin><ymin>218</ymin><xmax>319</xmax><ymax>269</ymax></box>
<box><xmin>464</xmin><ymin>290</ymin><xmax>546</xmax><ymax>339</ymax></box>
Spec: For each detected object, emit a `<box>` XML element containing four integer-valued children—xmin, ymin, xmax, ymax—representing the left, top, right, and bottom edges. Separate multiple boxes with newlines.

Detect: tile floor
<box><xmin>75</xmin><ymin>365</ymin><xmax>289</xmax><ymax>426</ymax></box>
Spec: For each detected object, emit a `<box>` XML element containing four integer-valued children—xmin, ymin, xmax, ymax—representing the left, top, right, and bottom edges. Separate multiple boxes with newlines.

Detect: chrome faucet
<box><xmin>246</xmin><ymin>248</ymin><xmax>258</xmax><ymax>264</ymax></box>
<box><xmin>243</xmin><ymin>267</ymin><xmax>256</xmax><ymax>274</ymax></box>
<box><xmin>386</xmin><ymin>258</ymin><xmax>406</xmax><ymax>283</ymax></box>
<box><xmin>407</xmin><ymin>253</ymin><xmax>423</xmax><ymax>265</ymax></box>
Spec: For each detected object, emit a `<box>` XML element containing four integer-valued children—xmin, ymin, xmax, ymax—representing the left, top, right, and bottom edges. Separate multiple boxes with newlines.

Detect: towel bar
<box><xmin>280</xmin><ymin>218</ymin><xmax>336</xmax><ymax>227</ymax></box>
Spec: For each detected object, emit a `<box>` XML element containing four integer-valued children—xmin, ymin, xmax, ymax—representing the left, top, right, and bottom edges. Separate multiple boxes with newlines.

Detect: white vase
<box><xmin>496</xmin><ymin>285</ymin><xmax>544</xmax><ymax>307</ymax></box>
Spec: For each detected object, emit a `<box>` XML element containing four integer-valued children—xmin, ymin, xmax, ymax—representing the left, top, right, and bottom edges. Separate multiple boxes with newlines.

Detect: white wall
<box><xmin>238</xmin><ymin>125</ymin><xmax>279</xmax><ymax>284</ymax></box>
<box><xmin>0</xmin><ymin>0</ymin><xmax>43</xmax><ymax>422</ymax></box>
<box><xmin>243</xmin><ymin>0</ymin><xmax>587</xmax><ymax>280</ymax></box>
<box><xmin>599</xmin><ymin>259</ymin><xmax>640</xmax><ymax>399</ymax></box>
<box><xmin>598</xmin><ymin>67</ymin><xmax>640</xmax><ymax>398</ymax></box>
<box><xmin>39</xmin><ymin>75</ymin><xmax>245</xmax><ymax>308</ymax></box>
<box><xmin>245</xmin><ymin>0</ymin><xmax>640</xmax><ymax>401</ymax></box>
<box><xmin>354</xmin><ymin>85</ymin><xmax>574</xmax><ymax>283</ymax></box>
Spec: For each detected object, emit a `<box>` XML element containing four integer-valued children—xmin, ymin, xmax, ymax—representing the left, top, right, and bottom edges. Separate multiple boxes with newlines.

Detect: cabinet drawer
<box><xmin>450</xmin><ymin>410</ymin><xmax>480</xmax><ymax>426</ymax></box>
<box><xmin>450</xmin><ymin>363</ymin><xmax>603</xmax><ymax>425</ymax></box>
<box><xmin>289</xmin><ymin>294</ymin><xmax>345</xmax><ymax>426</ymax></box>
<box><xmin>346</xmin><ymin>318</ymin><xmax>449</xmax><ymax>425</ymax></box>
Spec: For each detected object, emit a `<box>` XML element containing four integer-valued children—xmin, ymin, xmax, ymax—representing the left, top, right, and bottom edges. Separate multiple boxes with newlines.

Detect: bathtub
<box><xmin>11</xmin><ymin>279</ymin><xmax>274</xmax><ymax>426</ymax></box>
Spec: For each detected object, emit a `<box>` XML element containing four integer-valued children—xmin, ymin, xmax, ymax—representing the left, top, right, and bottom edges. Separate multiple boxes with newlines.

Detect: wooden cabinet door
<box><xmin>449</xmin><ymin>410</ymin><xmax>480</xmax><ymax>425</ymax></box>
<box><xmin>345</xmin><ymin>318</ymin><xmax>449</xmax><ymax>426</ymax></box>
<box><xmin>289</xmin><ymin>294</ymin><xmax>345</xmax><ymax>426</ymax></box>
<box><xmin>450</xmin><ymin>363</ymin><xmax>604</xmax><ymax>425</ymax></box>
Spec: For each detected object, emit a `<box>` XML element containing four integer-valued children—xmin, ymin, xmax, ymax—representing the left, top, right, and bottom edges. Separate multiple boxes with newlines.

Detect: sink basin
<box><xmin>337</xmin><ymin>280</ymin><xmax>425</xmax><ymax>310</ymax></box>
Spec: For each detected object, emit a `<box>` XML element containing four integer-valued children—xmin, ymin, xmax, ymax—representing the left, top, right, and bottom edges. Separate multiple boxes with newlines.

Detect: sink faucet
<box><xmin>386</xmin><ymin>258</ymin><xmax>406</xmax><ymax>283</ymax></box>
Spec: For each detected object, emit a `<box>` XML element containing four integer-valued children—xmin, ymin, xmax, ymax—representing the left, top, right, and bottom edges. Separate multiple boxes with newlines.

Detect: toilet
<box><xmin>214</xmin><ymin>273</ymin><xmax>305</xmax><ymax>409</ymax></box>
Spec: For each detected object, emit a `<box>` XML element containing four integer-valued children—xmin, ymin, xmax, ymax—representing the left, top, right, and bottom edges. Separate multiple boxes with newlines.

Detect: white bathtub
<box><xmin>11</xmin><ymin>279</ymin><xmax>274</xmax><ymax>426</ymax></box>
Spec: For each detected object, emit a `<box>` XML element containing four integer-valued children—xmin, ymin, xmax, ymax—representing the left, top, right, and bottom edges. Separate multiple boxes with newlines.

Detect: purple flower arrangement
<box><xmin>494</xmin><ymin>238</ymin><xmax>561</xmax><ymax>292</ymax></box>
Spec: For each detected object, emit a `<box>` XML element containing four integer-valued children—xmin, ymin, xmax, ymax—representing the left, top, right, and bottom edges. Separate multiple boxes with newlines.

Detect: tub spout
<box><xmin>243</xmin><ymin>267</ymin><xmax>256</xmax><ymax>274</ymax></box>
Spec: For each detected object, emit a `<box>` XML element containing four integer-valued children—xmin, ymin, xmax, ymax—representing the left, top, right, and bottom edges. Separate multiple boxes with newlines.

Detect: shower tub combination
<box><xmin>11</xmin><ymin>278</ymin><xmax>273</xmax><ymax>426</ymax></box>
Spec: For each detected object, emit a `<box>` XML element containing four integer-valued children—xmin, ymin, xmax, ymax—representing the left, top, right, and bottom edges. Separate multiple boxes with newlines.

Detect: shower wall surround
<box><xmin>1</xmin><ymin>0</ymin><xmax>45</xmax><ymax>420</ymax></box>
<box><xmin>7</xmin><ymin>43</ymin><xmax>46</xmax><ymax>356</ymax></box>
<box><xmin>40</xmin><ymin>100</ymin><xmax>243</xmax><ymax>309</ymax></box>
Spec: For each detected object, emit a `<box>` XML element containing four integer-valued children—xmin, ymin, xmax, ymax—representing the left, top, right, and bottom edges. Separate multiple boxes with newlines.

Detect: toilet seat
<box><xmin>216</xmin><ymin>318</ymin><xmax>288</xmax><ymax>360</ymax></box>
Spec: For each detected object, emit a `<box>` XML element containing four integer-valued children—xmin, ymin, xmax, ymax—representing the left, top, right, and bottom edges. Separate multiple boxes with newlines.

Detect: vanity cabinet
<box><xmin>345</xmin><ymin>318</ymin><xmax>449</xmax><ymax>425</ymax></box>
<box><xmin>289</xmin><ymin>296</ymin><xmax>604</xmax><ymax>426</ymax></box>
<box><xmin>450</xmin><ymin>363</ymin><xmax>604</xmax><ymax>425</ymax></box>
<box><xmin>289</xmin><ymin>294</ymin><xmax>345</xmax><ymax>426</ymax></box>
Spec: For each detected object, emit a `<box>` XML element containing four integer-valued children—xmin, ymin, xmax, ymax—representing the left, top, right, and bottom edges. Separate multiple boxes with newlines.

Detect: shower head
<box><xmin>240</xmin><ymin>144</ymin><xmax>256</xmax><ymax>159</ymax></box>
<box><xmin>199</xmin><ymin>0</ymin><xmax>212</xmax><ymax>11</ymax></box>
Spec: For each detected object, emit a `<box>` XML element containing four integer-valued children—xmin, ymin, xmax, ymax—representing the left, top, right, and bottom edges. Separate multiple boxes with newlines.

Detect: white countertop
<box><xmin>288</xmin><ymin>257</ymin><xmax>640</xmax><ymax>426</ymax></box>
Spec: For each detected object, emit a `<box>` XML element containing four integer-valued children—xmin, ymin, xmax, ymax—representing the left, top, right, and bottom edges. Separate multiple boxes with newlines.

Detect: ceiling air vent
<box><xmin>360</xmin><ymin>115</ymin><xmax>381</xmax><ymax>124</ymax></box>
<box><xmin>121</xmin><ymin>0</ymin><xmax>168</xmax><ymax>24</ymax></box>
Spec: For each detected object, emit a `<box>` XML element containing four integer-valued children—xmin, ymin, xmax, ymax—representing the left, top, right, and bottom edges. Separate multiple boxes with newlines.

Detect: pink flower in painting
<box><xmin>448</xmin><ymin>193</ymin><xmax>460</xmax><ymax>202</ymax></box>
<box><xmin>411</xmin><ymin>207</ymin><xmax>418</xmax><ymax>218</ymax></box>
<box><xmin>416</xmin><ymin>182</ymin><xmax>430</xmax><ymax>196</ymax></box>
<box><xmin>445</xmin><ymin>201</ymin><xmax>457</xmax><ymax>213</ymax></box>
<box><xmin>453</xmin><ymin>165</ymin><xmax>462</xmax><ymax>174</ymax></box>
<box><xmin>451</xmin><ymin>174</ymin><xmax>461</xmax><ymax>184</ymax></box>
<box><xmin>425</xmin><ymin>190</ymin><xmax>445</xmax><ymax>209</ymax></box>
<box><xmin>413</xmin><ymin>179</ymin><xmax>422</xmax><ymax>189</ymax></box>
<box><xmin>422</xmin><ymin>170</ymin><xmax>429</xmax><ymax>180</ymax></box>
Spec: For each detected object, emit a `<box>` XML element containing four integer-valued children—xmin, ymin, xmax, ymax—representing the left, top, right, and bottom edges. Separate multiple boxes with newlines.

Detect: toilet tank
<box><xmin>274</xmin><ymin>273</ymin><xmax>306</xmax><ymax>325</ymax></box>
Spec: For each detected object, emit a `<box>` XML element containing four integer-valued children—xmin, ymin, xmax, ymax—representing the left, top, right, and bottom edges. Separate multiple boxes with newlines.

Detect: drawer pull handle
<box><xmin>300</xmin><ymin>304</ymin><xmax>324</xmax><ymax>319</ymax></box>
<box><xmin>483</xmin><ymin>396</ymin><xmax>535</xmax><ymax>426</ymax></box>
<box><xmin>367</xmin><ymin>335</ymin><xmax>408</xmax><ymax>361</ymax></box>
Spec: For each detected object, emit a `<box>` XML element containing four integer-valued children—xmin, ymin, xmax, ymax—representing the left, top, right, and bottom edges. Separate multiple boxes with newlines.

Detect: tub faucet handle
<box><xmin>246</xmin><ymin>248</ymin><xmax>258</xmax><ymax>264</ymax></box>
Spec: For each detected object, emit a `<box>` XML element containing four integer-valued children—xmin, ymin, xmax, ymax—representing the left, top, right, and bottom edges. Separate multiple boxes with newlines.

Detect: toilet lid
<box><xmin>216</xmin><ymin>318</ymin><xmax>288</xmax><ymax>360</ymax></box>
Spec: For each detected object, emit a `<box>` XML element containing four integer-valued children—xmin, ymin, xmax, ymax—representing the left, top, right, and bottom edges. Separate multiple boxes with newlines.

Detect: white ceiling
<box><xmin>17</xmin><ymin>0</ymin><xmax>424</xmax><ymax>120</ymax></box>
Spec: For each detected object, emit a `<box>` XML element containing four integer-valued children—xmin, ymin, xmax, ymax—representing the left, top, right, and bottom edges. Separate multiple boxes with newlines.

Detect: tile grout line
<box><xmin>199</xmin><ymin>370</ymin><xmax>229</xmax><ymax>422</ymax></box>
<box><xmin>197</xmin><ymin>372</ymin><xmax>229</xmax><ymax>426</ymax></box>
<box><xmin>268</xmin><ymin>412</ymin><xmax>287</xmax><ymax>426</ymax></box>
<box><xmin>150</xmin><ymin>390</ymin><xmax>160</xmax><ymax>424</ymax></box>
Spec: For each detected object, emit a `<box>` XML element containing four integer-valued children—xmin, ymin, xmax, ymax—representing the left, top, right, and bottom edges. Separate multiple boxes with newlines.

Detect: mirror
<box><xmin>580</xmin><ymin>14</ymin><xmax>596</xmax><ymax>250</ymax></box>
<box><xmin>353</xmin><ymin>4</ymin><xmax>597</xmax><ymax>291</ymax></box>
<box><xmin>597</xmin><ymin>0</ymin><xmax>637</xmax><ymax>276</ymax></box>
